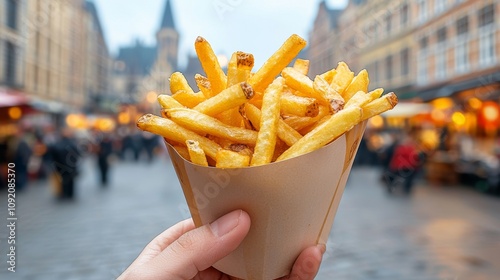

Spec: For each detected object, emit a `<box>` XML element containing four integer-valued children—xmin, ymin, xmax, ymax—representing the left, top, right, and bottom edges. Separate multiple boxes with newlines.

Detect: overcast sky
<box><xmin>93</xmin><ymin>0</ymin><xmax>347</xmax><ymax>69</ymax></box>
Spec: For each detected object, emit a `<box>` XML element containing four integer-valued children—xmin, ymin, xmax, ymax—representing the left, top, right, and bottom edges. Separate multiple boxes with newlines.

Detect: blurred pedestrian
<box><xmin>96</xmin><ymin>132</ymin><xmax>113</xmax><ymax>187</ymax></box>
<box><xmin>6</xmin><ymin>129</ymin><xmax>32</xmax><ymax>191</ymax></box>
<box><xmin>385</xmin><ymin>131</ymin><xmax>424</xmax><ymax>194</ymax></box>
<box><xmin>48</xmin><ymin>128</ymin><xmax>81</xmax><ymax>200</ymax></box>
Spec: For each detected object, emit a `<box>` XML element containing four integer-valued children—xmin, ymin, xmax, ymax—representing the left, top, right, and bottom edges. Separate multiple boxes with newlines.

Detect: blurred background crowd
<box><xmin>1</xmin><ymin>0</ymin><xmax>500</xmax><ymax>279</ymax></box>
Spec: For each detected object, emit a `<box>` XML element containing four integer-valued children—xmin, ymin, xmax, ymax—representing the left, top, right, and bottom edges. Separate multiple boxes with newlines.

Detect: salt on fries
<box><xmin>137</xmin><ymin>34</ymin><xmax>398</xmax><ymax>168</ymax></box>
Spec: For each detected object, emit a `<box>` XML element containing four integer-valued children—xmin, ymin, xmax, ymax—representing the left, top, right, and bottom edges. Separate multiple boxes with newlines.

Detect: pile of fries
<box><xmin>137</xmin><ymin>34</ymin><xmax>398</xmax><ymax>168</ymax></box>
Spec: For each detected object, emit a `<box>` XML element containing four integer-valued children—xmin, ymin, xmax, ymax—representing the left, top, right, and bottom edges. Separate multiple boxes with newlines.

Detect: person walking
<box><xmin>48</xmin><ymin>128</ymin><xmax>81</xmax><ymax>200</ymax></box>
<box><xmin>96</xmin><ymin>133</ymin><xmax>113</xmax><ymax>187</ymax></box>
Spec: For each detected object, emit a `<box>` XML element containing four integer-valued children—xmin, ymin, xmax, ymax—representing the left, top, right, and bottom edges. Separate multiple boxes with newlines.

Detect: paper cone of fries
<box><xmin>166</xmin><ymin>121</ymin><xmax>367</xmax><ymax>280</ymax></box>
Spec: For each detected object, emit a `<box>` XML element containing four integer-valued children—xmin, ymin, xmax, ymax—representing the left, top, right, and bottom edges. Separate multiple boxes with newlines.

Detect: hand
<box><xmin>118</xmin><ymin>210</ymin><xmax>325</xmax><ymax>280</ymax></box>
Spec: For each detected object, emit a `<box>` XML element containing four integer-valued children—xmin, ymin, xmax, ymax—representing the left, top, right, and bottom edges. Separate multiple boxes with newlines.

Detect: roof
<box><xmin>85</xmin><ymin>1</ymin><xmax>105</xmax><ymax>40</ymax></box>
<box><xmin>319</xmin><ymin>1</ymin><xmax>342</xmax><ymax>29</ymax></box>
<box><xmin>116</xmin><ymin>41</ymin><xmax>157</xmax><ymax>76</ymax></box>
<box><xmin>160</xmin><ymin>0</ymin><xmax>176</xmax><ymax>29</ymax></box>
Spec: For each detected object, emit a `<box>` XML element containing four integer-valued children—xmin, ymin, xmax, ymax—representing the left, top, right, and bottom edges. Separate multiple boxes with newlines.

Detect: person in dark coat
<box><xmin>49</xmin><ymin>129</ymin><xmax>81</xmax><ymax>200</ymax></box>
<box><xmin>96</xmin><ymin>133</ymin><xmax>113</xmax><ymax>187</ymax></box>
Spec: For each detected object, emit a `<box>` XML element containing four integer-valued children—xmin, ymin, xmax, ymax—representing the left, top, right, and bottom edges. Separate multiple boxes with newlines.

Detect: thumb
<box><xmin>146</xmin><ymin>210</ymin><xmax>251</xmax><ymax>279</ymax></box>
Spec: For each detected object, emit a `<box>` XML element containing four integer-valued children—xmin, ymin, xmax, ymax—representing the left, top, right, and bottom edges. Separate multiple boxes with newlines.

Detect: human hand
<box><xmin>118</xmin><ymin>209</ymin><xmax>325</xmax><ymax>280</ymax></box>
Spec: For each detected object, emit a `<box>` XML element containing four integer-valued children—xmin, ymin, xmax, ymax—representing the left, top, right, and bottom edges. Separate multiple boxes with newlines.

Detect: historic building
<box><xmin>112</xmin><ymin>0</ymin><xmax>179</xmax><ymax>104</ymax></box>
<box><xmin>0</xmin><ymin>0</ymin><xmax>26</xmax><ymax>89</ymax></box>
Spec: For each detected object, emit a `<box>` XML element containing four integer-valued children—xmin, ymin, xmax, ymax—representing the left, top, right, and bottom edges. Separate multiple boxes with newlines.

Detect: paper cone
<box><xmin>166</xmin><ymin>122</ymin><xmax>367</xmax><ymax>280</ymax></box>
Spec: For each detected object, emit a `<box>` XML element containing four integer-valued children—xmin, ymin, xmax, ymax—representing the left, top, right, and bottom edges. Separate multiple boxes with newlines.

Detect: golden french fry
<box><xmin>195</xmin><ymin>36</ymin><xmax>227</xmax><ymax>95</ymax></box>
<box><xmin>137</xmin><ymin>114</ymin><xmax>221</xmax><ymax>160</ymax></box>
<box><xmin>216</xmin><ymin>149</ymin><xmax>250</xmax><ymax>168</ymax></box>
<box><xmin>165</xmin><ymin>108</ymin><xmax>258</xmax><ymax>145</ymax></box>
<box><xmin>251</xmin><ymin>77</ymin><xmax>284</xmax><ymax>166</ymax></box>
<box><xmin>244</xmin><ymin>103</ymin><xmax>302</xmax><ymax>147</ymax></box>
<box><xmin>186</xmin><ymin>140</ymin><xmax>209</xmax><ymax>167</ymax></box>
<box><xmin>293</xmin><ymin>59</ymin><xmax>310</xmax><ymax>75</ymax></box>
<box><xmin>361</xmin><ymin>92</ymin><xmax>398</xmax><ymax>121</ymax></box>
<box><xmin>282</xmin><ymin>105</ymin><xmax>330</xmax><ymax>132</ymax></box>
<box><xmin>313</xmin><ymin>75</ymin><xmax>345</xmax><ymax>113</ymax></box>
<box><xmin>193</xmin><ymin>82</ymin><xmax>254</xmax><ymax>116</ymax></box>
<box><xmin>272</xmin><ymin>139</ymin><xmax>289</xmax><ymax>162</ymax></box>
<box><xmin>227</xmin><ymin>51</ymin><xmax>254</xmax><ymax>87</ymax></box>
<box><xmin>330</xmin><ymin>62</ymin><xmax>354</xmax><ymax>97</ymax></box>
<box><xmin>158</xmin><ymin>94</ymin><xmax>184</xmax><ymax>109</ymax></box>
<box><xmin>195</xmin><ymin>74</ymin><xmax>213</xmax><ymax>98</ymax></box>
<box><xmin>228</xmin><ymin>143</ymin><xmax>253</xmax><ymax>157</ymax></box>
<box><xmin>367</xmin><ymin>88</ymin><xmax>384</xmax><ymax>102</ymax></box>
<box><xmin>277</xmin><ymin>106</ymin><xmax>362</xmax><ymax>161</ymax></box>
<box><xmin>320</xmin><ymin>69</ymin><xmax>336</xmax><ymax>84</ymax></box>
<box><xmin>170</xmin><ymin>72</ymin><xmax>206</xmax><ymax>107</ymax></box>
<box><xmin>344</xmin><ymin>91</ymin><xmax>371</xmax><ymax>109</ymax></box>
<box><xmin>280</xmin><ymin>92</ymin><xmax>319</xmax><ymax>117</ymax></box>
<box><xmin>172</xmin><ymin>145</ymin><xmax>190</xmax><ymax>161</ymax></box>
<box><xmin>281</xmin><ymin>67</ymin><xmax>326</xmax><ymax>102</ymax></box>
<box><xmin>249</xmin><ymin>34</ymin><xmax>306</xmax><ymax>93</ymax></box>
<box><xmin>343</xmin><ymin>69</ymin><xmax>369</xmax><ymax>101</ymax></box>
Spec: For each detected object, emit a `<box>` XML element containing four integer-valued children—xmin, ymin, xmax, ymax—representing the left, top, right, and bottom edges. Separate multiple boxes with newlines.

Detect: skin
<box><xmin>118</xmin><ymin>210</ymin><xmax>325</xmax><ymax>280</ymax></box>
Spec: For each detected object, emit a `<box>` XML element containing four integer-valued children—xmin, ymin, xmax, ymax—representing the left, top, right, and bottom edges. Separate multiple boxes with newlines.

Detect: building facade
<box><xmin>0</xmin><ymin>0</ymin><xmax>26</xmax><ymax>89</ymax></box>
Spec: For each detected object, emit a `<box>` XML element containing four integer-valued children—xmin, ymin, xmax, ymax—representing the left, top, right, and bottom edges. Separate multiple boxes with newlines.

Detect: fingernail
<box><xmin>318</xmin><ymin>243</ymin><xmax>326</xmax><ymax>255</ymax></box>
<box><xmin>210</xmin><ymin>210</ymin><xmax>242</xmax><ymax>237</ymax></box>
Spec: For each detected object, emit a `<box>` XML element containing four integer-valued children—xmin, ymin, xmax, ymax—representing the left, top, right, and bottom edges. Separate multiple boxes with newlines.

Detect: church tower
<box><xmin>152</xmin><ymin>0</ymin><xmax>179</xmax><ymax>93</ymax></box>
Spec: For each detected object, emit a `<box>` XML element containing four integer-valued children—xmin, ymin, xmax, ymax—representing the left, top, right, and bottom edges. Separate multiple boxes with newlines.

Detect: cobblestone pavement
<box><xmin>0</xmin><ymin>156</ymin><xmax>499</xmax><ymax>280</ymax></box>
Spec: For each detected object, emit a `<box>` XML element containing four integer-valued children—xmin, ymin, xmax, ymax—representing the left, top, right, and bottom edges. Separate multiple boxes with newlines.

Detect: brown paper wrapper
<box><xmin>166</xmin><ymin>122</ymin><xmax>366</xmax><ymax>280</ymax></box>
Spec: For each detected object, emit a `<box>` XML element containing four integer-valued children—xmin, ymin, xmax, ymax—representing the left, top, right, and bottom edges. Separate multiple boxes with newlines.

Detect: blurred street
<box><xmin>0</xmin><ymin>156</ymin><xmax>499</xmax><ymax>280</ymax></box>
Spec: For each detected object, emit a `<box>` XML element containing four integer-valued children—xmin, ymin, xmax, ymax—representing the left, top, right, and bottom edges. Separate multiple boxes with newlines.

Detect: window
<box><xmin>455</xmin><ymin>16</ymin><xmax>469</xmax><ymax>72</ymax></box>
<box><xmin>478</xmin><ymin>4</ymin><xmax>495</xmax><ymax>27</ymax></box>
<box><xmin>418</xmin><ymin>36</ymin><xmax>429</xmax><ymax>84</ymax></box>
<box><xmin>6</xmin><ymin>0</ymin><xmax>18</xmax><ymax>30</ymax></box>
<box><xmin>418</xmin><ymin>0</ymin><xmax>428</xmax><ymax>23</ymax></box>
<box><xmin>435</xmin><ymin>0</ymin><xmax>446</xmax><ymax>14</ymax></box>
<box><xmin>401</xmin><ymin>48</ymin><xmax>410</xmax><ymax>76</ymax></box>
<box><xmin>373</xmin><ymin>60</ymin><xmax>379</xmax><ymax>83</ymax></box>
<box><xmin>478</xmin><ymin>4</ymin><xmax>496</xmax><ymax>65</ymax></box>
<box><xmin>385</xmin><ymin>55</ymin><xmax>393</xmax><ymax>81</ymax></box>
<box><xmin>401</xmin><ymin>4</ymin><xmax>409</xmax><ymax>26</ymax></box>
<box><xmin>385</xmin><ymin>13</ymin><xmax>392</xmax><ymax>34</ymax></box>
<box><xmin>436</xmin><ymin>27</ymin><xmax>447</xmax><ymax>80</ymax></box>
<box><xmin>5</xmin><ymin>42</ymin><xmax>17</xmax><ymax>85</ymax></box>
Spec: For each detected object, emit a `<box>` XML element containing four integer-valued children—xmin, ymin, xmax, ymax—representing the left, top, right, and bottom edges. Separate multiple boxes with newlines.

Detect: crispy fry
<box><xmin>320</xmin><ymin>69</ymin><xmax>336</xmax><ymax>84</ymax></box>
<box><xmin>361</xmin><ymin>92</ymin><xmax>398</xmax><ymax>121</ymax></box>
<box><xmin>367</xmin><ymin>88</ymin><xmax>384</xmax><ymax>102</ymax></box>
<box><xmin>343</xmin><ymin>69</ymin><xmax>369</xmax><ymax>101</ymax></box>
<box><xmin>282</xmin><ymin>105</ymin><xmax>330</xmax><ymax>132</ymax></box>
<box><xmin>158</xmin><ymin>94</ymin><xmax>184</xmax><ymax>109</ymax></box>
<box><xmin>137</xmin><ymin>114</ymin><xmax>221</xmax><ymax>160</ymax></box>
<box><xmin>193</xmin><ymin>82</ymin><xmax>254</xmax><ymax>116</ymax></box>
<box><xmin>344</xmin><ymin>91</ymin><xmax>371</xmax><ymax>109</ymax></box>
<box><xmin>313</xmin><ymin>75</ymin><xmax>345</xmax><ymax>113</ymax></box>
<box><xmin>244</xmin><ymin>103</ymin><xmax>302</xmax><ymax>147</ymax></box>
<box><xmin>165</xmin><ymin>108</ymin><xmax>258</xmax><ymax>145</ymax></box>
<box><xmin>281</xmin><ymin>67</ymin><xmax>326</xmax><ymax>103</ymax></box>
<box><xmin>228</xmin><ymin>143</ymin><xmax>253</xmax><ymax>157</ymax></box>
<box><xmin>186</xmin><ymin>140</ymin><xmax>209</xmax><ymax>166</ymax></box>
<box><xmin>216</xmin><ymin>149</ymin><xmax>250</xmax><ymax>168</ymax></box>
<box><xmin>195</xmin><ymin>74</ymin><xmax>213</xmax><ymax>98</ymax></box>
<box><xmin>330</xmin><ymin>62</ymin><xmax>354</xmax><ymax>97</ymax></box>
<box><xmin>249</xmin><ymin>34</ymin><xmax>306</xmax><ymax>93</ymax></box>
<box><xmin>170</xmin><ymin>72</ymin><xmax>206</xmax><ymax>108</ymax></box>
<box><xmin>280</xmin><ymin>92</ymin><xmax>319</xmax><ymax>117</ymax></box>
<box><xmin>195</xmin><ymin>36</ymin><xmax>227</xmax><ymax>95</ymax></box>
<box><xmin>251</xmin><ymin>77</ymin><xmax>284</xmax><ymax>166</ymax></box>
<box><xmin>172</xmin><ymin>145</ymin><xmax>190</xmax><ymax>160</ymax></box>
<box><xmin>293</xmin><ymin>59</ymin><xmax>310</xmax><ymax>75</ymax></box>
<box><xmin>277</xmin><ymin>106</ymin><xmax>362</xmax><ymax>161</ymax></box>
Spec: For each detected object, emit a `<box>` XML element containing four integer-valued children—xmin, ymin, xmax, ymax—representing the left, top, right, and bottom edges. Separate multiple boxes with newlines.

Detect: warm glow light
<box><xmin>421</xmin><ymin>129</ymin><xmax>439</xmax><ymax>150</ymax></box>
<box><xmin>431</xmin><ymin>98</ymin><xmax>454</xmax><ymax>110</ymax></box>
<box><xmin>368</xmin><ymin>115</ymin><xmax>384</xmax><ymax>129</ymax></box>
<box><xmin>146</xmin><ymin>91</ymin><xmax>158</xmax><ymax>103</ymax></box>
<box><xmin>118</xmin><ymin>112</ymin><xmax>130</xmax><ymax>124</ymax></box>
<box><xmin>452</xmin><ymin>112</ymin><xmax>466</xmax><ymax>126</ymax></box>
<box><xmin>8</xmin><ymin>107</ymin><xmax>22</xmax><ymax>120</ymax></box>
<box><xmin>66</xmin><ymin>114</ymin><xmax>79</xmax><ymax>128</ymax></box>
<box><xmin>482</xmin><ymin>103</ymin><xmax>499</xmax><ymax>122</ymax></box>
<box><xmin>431</xmin><ymin>109</ymin><xmax>446</xmax><ymax>123</ymax></box>
<box><xmin>468</xmin><ymin>98</ymin><xmax>482</xmax><ymax>110</ymax></box>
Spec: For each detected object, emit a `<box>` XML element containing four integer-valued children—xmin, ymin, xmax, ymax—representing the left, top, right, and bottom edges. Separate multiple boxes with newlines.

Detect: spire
<box><xmin>160</xmin><ymin>0</ymin><xmax>175</xmax><ymax>29</ymax></box>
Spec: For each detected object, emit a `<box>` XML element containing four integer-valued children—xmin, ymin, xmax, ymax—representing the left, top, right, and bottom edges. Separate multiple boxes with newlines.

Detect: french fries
<box><xmin>137</xmin><ymin>34</ymin><xmax>398</xmax><ymax>167</ymax></box>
